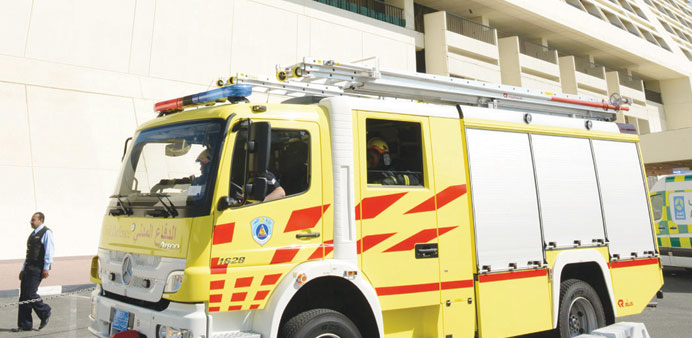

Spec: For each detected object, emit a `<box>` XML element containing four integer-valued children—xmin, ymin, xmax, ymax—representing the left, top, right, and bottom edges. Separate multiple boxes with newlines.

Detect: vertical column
<box><xmin>606</xmin><ymin>71</ymin><xmax>626</xmax><ymax>123</ymax></box>
<box><xmin>659</xmin><ymin>77</ymin><xmax>692</xmax><ymax>130</ymax></box>
<box><xmin>424</xmin><ymin>11</ymin><xmax>449</xmax><ymax>76</ymax></box>
<box><xmin>498</xmin><ymin>36</ymin><xmax>522</xmax><ymax>87</ymax></box>
<box><xmin>559</xmin><ymin>55</ymin><xmax>578</xmax><ymax>95</ymax></box>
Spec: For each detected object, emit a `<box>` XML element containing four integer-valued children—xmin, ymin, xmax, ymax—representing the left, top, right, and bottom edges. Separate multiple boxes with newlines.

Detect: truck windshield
<box><xmin>112</xmin><ymin>119</ymin><xmax>225</xmax><ymax>218</ymax></box>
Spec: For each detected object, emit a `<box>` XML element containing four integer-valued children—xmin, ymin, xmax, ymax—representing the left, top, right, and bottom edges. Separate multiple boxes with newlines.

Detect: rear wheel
<box><xmin>280</xmin><ymin>308</ymin><xmax>362</xmax><ymax>338</ymax></box>
<box><xmin>557</xmin><ymin>279</ymin><xmax>606</xmax><ymax>338</ymax></box>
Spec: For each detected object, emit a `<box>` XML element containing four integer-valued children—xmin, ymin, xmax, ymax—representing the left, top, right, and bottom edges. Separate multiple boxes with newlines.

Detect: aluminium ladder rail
<box><xmin>225</xmin><ymin>57</ymin><xmax>629</xmax><ymax>121</ymax></box>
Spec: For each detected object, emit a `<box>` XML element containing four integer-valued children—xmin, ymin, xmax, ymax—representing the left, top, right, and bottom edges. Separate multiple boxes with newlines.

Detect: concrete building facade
<box><xmin>0</xmin><ymin>0</ymin><xmax>689</xmax><ymax>261</ymax></box>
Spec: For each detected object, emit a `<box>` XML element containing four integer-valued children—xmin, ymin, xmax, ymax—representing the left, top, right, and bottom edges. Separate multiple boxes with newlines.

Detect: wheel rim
<box><xmin>568</xmin><ymin>296</ymin><xmax>598</xmax><ymax>337</ymax></box>
<box><xmin>315</xmin><ymin>334</ymin><xmax>341</xmax><ymax>338</ymax></box>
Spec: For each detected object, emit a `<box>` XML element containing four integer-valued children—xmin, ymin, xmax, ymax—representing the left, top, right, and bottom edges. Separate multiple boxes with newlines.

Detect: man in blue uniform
<box><xmin>13</xmin><ymin>212</ymin><xmax>53</xmax><ymax>332</ymax></box>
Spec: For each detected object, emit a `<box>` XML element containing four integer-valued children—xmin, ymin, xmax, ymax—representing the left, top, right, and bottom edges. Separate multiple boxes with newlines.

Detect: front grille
<box><xmin>104</xmin><ymin>290</ymin><xmax>170</xmax><ymax>312</ymax></box>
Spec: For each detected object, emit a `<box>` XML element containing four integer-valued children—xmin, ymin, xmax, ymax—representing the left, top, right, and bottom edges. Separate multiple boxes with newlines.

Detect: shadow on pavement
<box><xmin>661</xmin><ymin>267</ymin><xmax>692</xmax><ymax>293</ymax></box>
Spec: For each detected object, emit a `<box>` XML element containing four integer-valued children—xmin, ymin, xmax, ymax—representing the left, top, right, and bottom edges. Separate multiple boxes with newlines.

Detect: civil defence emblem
<box><xmin>251</xmin><ymin>217</ymin><xmax>274</xmax><ymax>246</ymax></box>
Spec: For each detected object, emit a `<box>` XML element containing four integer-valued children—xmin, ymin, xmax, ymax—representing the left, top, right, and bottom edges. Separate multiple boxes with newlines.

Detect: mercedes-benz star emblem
<box><xmin>122</xmin><ymin>255</ymin><xmax>133</xmax><ymax>285</ymax></box>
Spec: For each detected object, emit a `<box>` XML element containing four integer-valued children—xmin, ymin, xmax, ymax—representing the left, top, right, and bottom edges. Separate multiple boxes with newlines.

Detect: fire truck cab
<box><xmin>89</xmin><ymin>58</ymin><xmax>663</xmax><ymax>338</ymax></box>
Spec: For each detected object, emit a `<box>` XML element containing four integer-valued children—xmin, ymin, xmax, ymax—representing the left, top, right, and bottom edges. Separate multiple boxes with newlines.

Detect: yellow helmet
<box><xmin>367</xmin><ymin>138</ymin><xmax>389</xmax><ymax>154</ymax></box>
<box><xmin>196</xmin><ymin>149</ymin><xmax>212</xmax><ymax>163</ymax></box>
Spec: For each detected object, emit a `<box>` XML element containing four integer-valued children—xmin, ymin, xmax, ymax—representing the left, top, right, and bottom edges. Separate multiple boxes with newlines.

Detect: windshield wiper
<box><xmin>109</xmin><ymin>194</ymin><xmax>133</xmax><ymax>216</ymax></box>
<box><xmin>146</xmin><ymin>193</ymin><xmax>179</xmax><ymax>218</ymax></box>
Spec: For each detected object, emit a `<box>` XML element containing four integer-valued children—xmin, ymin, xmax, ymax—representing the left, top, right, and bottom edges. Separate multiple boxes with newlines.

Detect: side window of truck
<box><xmin>651</xmin><ymin>194</ymin><xmax>663</xmax><ymax>221</ymax></box>
<box><xmin>365</xmin><ymin>119</ymin><xmax>424</xmax><ymax>187</ymax></box>
<box><xmin>230</xmin><ymin>128</ymin><xmax>311</xmax><ymax>200</ymax></box>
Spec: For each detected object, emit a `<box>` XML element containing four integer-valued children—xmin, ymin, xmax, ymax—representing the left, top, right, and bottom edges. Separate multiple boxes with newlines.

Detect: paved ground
<box><xmin>0</xmin><ymin>268</ymin><xmax>689</xmax><ymax>338</ymax></box>
<box><xmin>0</xmin><ymin>288</ymin><xmax>94</xmax><ymax>338</ymax></box>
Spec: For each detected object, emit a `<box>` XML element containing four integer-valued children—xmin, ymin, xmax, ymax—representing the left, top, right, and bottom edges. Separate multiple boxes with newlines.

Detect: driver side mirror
<box><xmin>246</xmin><ymin>121</ymin><xmax>271</xmax><ymax>202</ymax></box>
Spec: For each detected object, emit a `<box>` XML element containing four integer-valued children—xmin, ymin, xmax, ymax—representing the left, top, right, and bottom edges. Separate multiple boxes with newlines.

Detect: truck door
<box><xmin>356</xmin><ymin>112</ymin><xmax>442</xmax><ymax>335</ymax></box>
<box><xmin>209</xmin><ymin>119</ymin><xmax>325</xmax><ymax>314</ymax></box>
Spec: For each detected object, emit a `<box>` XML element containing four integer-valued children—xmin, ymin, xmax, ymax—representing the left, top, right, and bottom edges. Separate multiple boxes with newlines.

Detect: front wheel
<box><xmin>557</xmin><ymin>279</ymin><xmax>606</xmax><ymax>337</ymax></box>
<box><xmin>280</xmin><ymin>308</ymin><xmax>362</xmax><ymax>338</ymax></box>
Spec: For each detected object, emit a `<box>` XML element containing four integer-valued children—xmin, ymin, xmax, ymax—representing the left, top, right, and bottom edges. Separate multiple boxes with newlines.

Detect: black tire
<box><xmin>557</xmin><ymin>279</ymin><xmax>606</xmax><ymax>338</ymax></box>
<box><xmin>280</xmin><ymin>308</ymin><xmax>362</xmax><ymax>338</ymax></box>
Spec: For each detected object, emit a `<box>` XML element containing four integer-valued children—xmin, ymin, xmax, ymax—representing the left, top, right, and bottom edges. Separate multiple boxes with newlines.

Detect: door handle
<box><xmin>415</xmin><ymin>243</ymin><xmax>438</xmax><ymax>259</ymax></box>
<box><xmin>296</xmin><ymin>232</ymin><xmax>320</xmax><ymax>239</ymax></box>
<box><xmin>670</xmin><ymin>226</ymin><xmax>678</xmax><ymax>230</ymax></box>
<box><xmin>658</xmin><ymin>226</ymin><xmax>666</xmax><ymax>230</ymax></box>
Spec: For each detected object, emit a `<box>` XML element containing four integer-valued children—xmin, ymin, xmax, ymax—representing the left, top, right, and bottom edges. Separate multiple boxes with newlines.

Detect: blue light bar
<box><xmin>155</xmin><ymin>84</ymin><xmax>252</xmax><ymax>113</ymax></box>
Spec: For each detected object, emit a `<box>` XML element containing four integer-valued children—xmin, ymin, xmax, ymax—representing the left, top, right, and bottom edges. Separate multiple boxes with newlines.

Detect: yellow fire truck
<box><xmin>89</xmin><ymin>57</ymin><xmax>663</xmax><ymax>338</ymax></box>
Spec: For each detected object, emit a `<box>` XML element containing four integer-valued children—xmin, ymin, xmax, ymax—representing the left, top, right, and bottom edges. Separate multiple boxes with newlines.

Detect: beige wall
<box><xmin>0</xmin><ymin>0</ymin><xmax>417</xmax><ymax>260</ymax></box>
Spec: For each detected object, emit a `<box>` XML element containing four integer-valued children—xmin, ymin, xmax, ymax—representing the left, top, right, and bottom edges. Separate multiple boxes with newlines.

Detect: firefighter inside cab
<box><xmin>366</xmin><ymin>122</ymin><xmax>422</xmax><ymax>186</ymax></box>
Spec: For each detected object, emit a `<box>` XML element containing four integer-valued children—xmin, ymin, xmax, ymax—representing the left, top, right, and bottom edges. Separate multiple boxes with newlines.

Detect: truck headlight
<box><xmin>163</xmin><ymin>271</ymin><xmax>184</xmax><ymax>293</ymax></box>
<box><xmin>158</xmin><ymin>325</ymin><xmax>190</xmax><ymax>338</ymax></box>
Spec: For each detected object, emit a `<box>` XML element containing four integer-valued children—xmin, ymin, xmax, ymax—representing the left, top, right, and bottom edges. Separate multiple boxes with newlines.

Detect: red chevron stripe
<box><xmin>210</xmin><ymin>280</ymin><xmax>225</xmax><ymax>290</ymax></box>
<box><xmin>250</xmin><ymin>304</ymin><xmax>260</xmax><ymax>310</ymax></box>
<box><xmin>358</xmin><ymin>233</ymin><xmax>396</xmax><ymax>254</ymax></box>
<box><xmin>270</xmin><ymin>246</ymin><xmax>301</xmax><ymax>264</ymax></box>
<box><xmin>212</xmin><ymin>222</ymin><xmax>235</xmax><ymax>245</ymax></box>
<box><xmin>234</xmin><ymin>277</ymin><xmax>253</xmax><ymax>288</ymax></box>
<box><xmin>308</xmin><ymin>240</ymin><xmax>334</xmax><ymax>260</ymax></box>
<box><xmin>209</xmin><ymin>307</ymin><xmax>220</xmax><ymax>312</ymax></box>
<box><xmin>254</xmin><ymin>290</ymin><xmax>270</xmax><ymax>301</ymax></box>
<box><xmin>261</xmin><ymin>273</ymin><xmax>282</xmax><ymax>286</ymax></box>
<box><xmin>406</xmin><ymin>185</ymin><xmax>467</xmax><ymax>214</ymax></box>
<box><xmin>228</xmin><ymin>305</ymin><xmax>242</xmax><ymax>311</ymax></box>
<box><xmin>284</xmin><ymin>204</ymin><xmax>330</xmax><ymax>232</ymax></box>
<box><xmin>231</xmin><ymin>292</ymin><xmax>247</xmax><ymax>302</ymax></box>
<box><xmin>356</xmin><ymin>192</ymin><xmax>407</xmax><ymax>220</ymax></box>
<box><xmin>384</xmin><ymin>226</ymin><xmax>457</xmax><ymax>252</ymax></box>
<box><xmin>609</xmin><ymin>258</ymin><xmax>658</xmax><ymax>269</ymax></box>
<box><xmin>209</xmin><ymin>294</ymin><xmax>222</xmax><ymax>303</ymax></box>
<box><xmin>478</xmin><ymin>269</ymin><xmax>547</xmax><ymax>283</ymax></box>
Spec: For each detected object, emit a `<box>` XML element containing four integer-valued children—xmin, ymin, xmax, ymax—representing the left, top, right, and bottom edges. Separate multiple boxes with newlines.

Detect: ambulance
<box><xmin>650</xmin><ymin>174</ymin><xmax>692</xmax><ymax>268</ymax></box>
<box><xmin>88</xmin><ymin>57</ymin><xmax>663</xmax><ymax>338</ymax></box>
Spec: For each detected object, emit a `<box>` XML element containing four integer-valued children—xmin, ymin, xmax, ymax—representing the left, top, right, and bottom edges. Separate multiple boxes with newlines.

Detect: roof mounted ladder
<box><xmin>225</xmin><ymin>57</ymin><xmax>630</xmax><ymax>121</ymax></box>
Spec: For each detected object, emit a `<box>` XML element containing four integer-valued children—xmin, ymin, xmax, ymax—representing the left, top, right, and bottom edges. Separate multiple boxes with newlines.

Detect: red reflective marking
<box><xmin>358</xmin><ymin>233</ymin><xmax>396</xmax><ymax>254</ymax></box>
<box><xmin>308</xmin><ymin>240</ymin><xmax>334</xmax><ymax>260</ymax></box>
<box><xmin>355</xmin><ymin>192</ymin><xmax>407</xmax><ymax>220</ymax></box>
<box><xmin>254</xmin><ymin>290</ymin><xmax>270</xmax><ymax>301</ymax></box>
<box><xmin>250</xmin><ymin>304</ymin><xmax>260</xmax><ymax>310</ymax></box>
<box><xmin>213</xmin><ymin>222</ymin><xmax>235</xmax><ymax>245</ymax></box>
<box><xmin>270</xmin><ymin>247</ymin><xmax>301</xmax><ymax>264</ymax></box>
<box><xmin>234</xmin><ymin>277</ymin><xmax>253</xmax><ymax>288</ymax></box>
<box><xmin>384</xmin><ymin>226</ymin><xmax>457</xmax><ymax>252</ymax></box>
<box><xmin>209</xmin><ymin>307</ymin><xmax>220</xmax><ymax>312</ymax></box>
<box><xmin>228</xmin><ymin>305</ymin><xmax>242</xmax><ymax>311</ymax></box>
<box><xmin>210</xmin><ymin>257</ymin><xmax>227</xmax><ymax>275</ymax></box>
<box><xmin>231</xmin><ymin>292</ymin><xmax>247</xmax><ymax>302</ymax></box>
<box><xmin>406</xmin><ymin>185</ymin><xmax>467</xmax><ymax>214</ymax></box>
<box><xmin>210</xmin><ymin>280</ymin><xmax>225</xmax><ymax>290</ymax></box>
<box><xmin>209</xmin><ymin>294</ymin><xmax>222</xmax><ymax>303</ymax></box>
<box><xmin>441</xmin><ymin>280</ymin><xmax>474</xmax><ymax>290</ymax></box>
<box><xmin>261</xmin><ymin>274</ymin><xmax>282</xmax><ymax>286</ymax></box>
<box><xmin>478</xmin><ymin>269</ymin><xmax>547</xmax><ymax>283</ymax></box>
<box><xmin>609</xmin><ymin>258</ymin><xmax>659</xmax><ymax>269</ymax></box>
<box><xmin>284</xmin><ymin>204</ymin><xmax>330</xmax><ymax>232</ymax></box>
<box><xmin>376</xmin><ymin>282</ymin><xmax>439</xmax><ymax>296</ymax></box>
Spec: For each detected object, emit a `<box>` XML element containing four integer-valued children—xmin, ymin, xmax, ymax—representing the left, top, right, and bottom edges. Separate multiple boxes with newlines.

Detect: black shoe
<box><xmin>11</xmin><ymin>327</ymin><xmax>31</xmax><ymax>332</ymax></box>
<box><xmin>38</xmin><ymin>313</ymin><xmax>50</xmax><ymax>330</ymax></box>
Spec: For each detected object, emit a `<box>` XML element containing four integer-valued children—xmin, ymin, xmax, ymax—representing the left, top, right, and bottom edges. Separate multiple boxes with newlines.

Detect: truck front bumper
<box><xmin>88</xmin><ymin>287</ymin><xmax>207</xmax><ymax>338</ymax></box>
